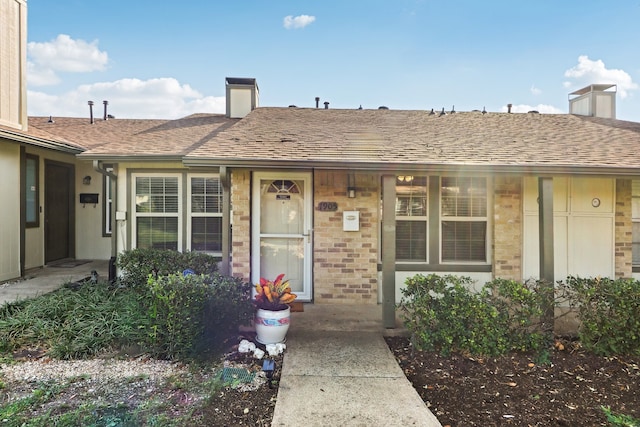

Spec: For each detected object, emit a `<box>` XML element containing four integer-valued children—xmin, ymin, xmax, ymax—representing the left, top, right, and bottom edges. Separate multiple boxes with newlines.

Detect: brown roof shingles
<box><xmin>28</xmin><ymin>114</ymin><xmax>238</xmax><ymax>158</ymax></box>
<box><xmin>185</xmin><ymin>107</ymin><xmax>640</xmax><ymax>170</ymax></box>
<box><xmin>22</xmin><ymin>107</ymin><xmax>640</xmax><ymax>172</ymax></box>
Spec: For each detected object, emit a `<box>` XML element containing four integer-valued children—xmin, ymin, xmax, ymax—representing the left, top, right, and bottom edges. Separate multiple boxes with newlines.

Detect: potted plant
<box><xmin>254</xmin><ymin>274</ymin><xmax>297</xmax><ymax>344</ymax></box>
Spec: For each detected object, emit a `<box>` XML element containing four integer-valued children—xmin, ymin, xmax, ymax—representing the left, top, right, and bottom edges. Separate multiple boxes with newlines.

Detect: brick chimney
<box><xmin>225</xmin><ymin>77</ymin><xmax>259</xmax><ymax>118</ymax></box>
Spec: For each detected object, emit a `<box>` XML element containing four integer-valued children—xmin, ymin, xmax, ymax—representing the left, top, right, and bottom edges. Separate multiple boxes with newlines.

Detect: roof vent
<box><xmin>568</xmin><ymin>84</ymin><xmax>616</xmax><ymax>119</ymax></box>
<box><xmin>482</xmin><ymin>107</ymin><xmax>487</xmax><ymax>115</ymax></box>
<box><xmin>88</xmin><ymin>101</ymin><xmax>95</xmax><ymax>124</ymax></box>
<box><xmin>439</xmin><ymin>107</ymin><xmax>446</xmax><ymax>117</ymax></box>
<box><xmin>507</xmin><ymin>103</ymin><xmax>512</xmax><ymax>114</ymax></box>
<box><xmin>429</xmin><ymin>108</ymin><xmax>435</xmax><ymax>115</ymax></box>
<box><xmin>378</xmin><ymin>106</ymin><xmax>389</xmax><ymax>110</ymax></box>
<box><xmin>450</xmin><ymin>105</ymin><xmax>456</xmax><ymax>114</ymax></box>
<box><xmin>324</xmin><ymin>101</ymin><xmax>329</xmax><ymax>109</ymax></box>
<box><xmin>47</xmin><ymin>115</ymin><xmax>54</xmax><ymax>123</ymax></box>
<box><xmin>528</xmin><ymin>110</ymin><xmax>540</xmax><ymax>114</ymax></box>
<box><xmin>315</xmin><ymin>97</ymin><xmax>320</xmax><ymax>108</ymax></box>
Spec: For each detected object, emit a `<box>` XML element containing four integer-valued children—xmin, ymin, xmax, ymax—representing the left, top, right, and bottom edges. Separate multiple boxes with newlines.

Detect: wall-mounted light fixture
<box><xmin>347</xmin><ymin>173</ymin><xmax>356</xmax><ymax>198</ymax></box>
<box><xmin>83</xmin><ymin>175</ymin><xmax>92</xmax><ymax>185</ymax></box>
<box><xmin>397</xmin><ymin>175</ymin><xmax>414</xmax><ymax>183</ymax></box>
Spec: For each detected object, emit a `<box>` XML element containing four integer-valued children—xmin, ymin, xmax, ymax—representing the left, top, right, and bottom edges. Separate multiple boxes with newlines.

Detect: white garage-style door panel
<box><xmin>522</xmin><ymin>177</ymin><xmax>615</xmax><ymax>280</ymax></box>
<box><xmin>568</xmin><ymin>216</ymin><xmax>615</xmax><ymax>277</ymax></box>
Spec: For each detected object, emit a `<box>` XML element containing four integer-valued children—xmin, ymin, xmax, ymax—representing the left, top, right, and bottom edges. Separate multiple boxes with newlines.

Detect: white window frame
<box><xmin>187</xmin><ymin>174</ymin><xmax>223</xmax><ymax>256</ymax></box>
<box><xmin>131</xmin><ymin>173</ymin><xmax>182</xmax><ymax>251</ymax></box>
<box><xmin>103</xmin><ymin>165</ymin><xmax>113</xmax><ymax>236</ymax></box>
<box><xmin>439</xmin><ymin>176</ymin><xmax>490</xmax><ymax>264</ymax></box>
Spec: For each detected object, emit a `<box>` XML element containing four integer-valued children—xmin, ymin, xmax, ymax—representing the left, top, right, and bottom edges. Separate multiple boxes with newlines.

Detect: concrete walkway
<box><xmin>271</xmin><ymin>304</ymin><xmax>442</xmax><ymax>427</ymax></box>
<box><xmin>0</xmin><ymin>260</ymin><xmax>109</xmax><ymax>305</ymax></box>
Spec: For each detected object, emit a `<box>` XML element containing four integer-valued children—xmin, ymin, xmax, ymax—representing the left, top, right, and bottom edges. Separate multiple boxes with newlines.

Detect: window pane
<box><xmin>136</xmin><ymin>177</ymin><xmax>178</xmax><ymax>213</ymax></box>
<box><xmin>396</xmin><ymin>221</ymin><xmax>427</xmax><ymax>261</ymax></box>
<box><xmin>136</xmin><ymin>217</ymin><xmax>178</xmax><ymax>250</ymax></box>
<box><xmin>192</xmin><ymin>217</ymin><xmax>222</xmax><ymax>252</ymax></box>
<box><xmin>25</xmin><ymin>156</ymin><xmax>38</xmax><ymax>226</ymax></box>
<box><xmin>442</xmin><ymin>221</ymin><xmax>486</xmax><ymax>262</ymax></box>
<box><xmin>395</xmin><ymin>176</ymin><xmax>427</xmax><ymax>216</ymax></box>
<box><xmin>441</xmin><ymin>177</ymin><xmax>487</xmax><ymax>217</ymax></box>
<box><xmin>633</xmin><ymin>222</ymin><xmax>640</xmax><ymax>266</ymax></box>
<box><xmin>191</xmin><ymin>177</ymin><xmax>222</xmax><ymax>213</ymax></box>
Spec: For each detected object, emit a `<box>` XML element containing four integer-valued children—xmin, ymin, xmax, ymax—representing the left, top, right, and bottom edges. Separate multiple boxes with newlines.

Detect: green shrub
<box><xmin>0</xmin><ymin>286</ymin><xmax>148</xmax><ymax>358</ymax></box>
<box><xmin>146</xmin><ymin>273</ymin><xmax>253</xmax><ymax>359</ymax></box>
<box><xmin>116</xmin><ymin>248</ymin><xmax>219</xmax><ymax>288</ymax></box>
<box><xmin>399</xmin><ymin>274</ymin><xmax>551</xmax><ymax>356</ymax></box>
<box><xmin>560</xmin><ymin>277</ymin><xmax>640</xmax><ymax>356</ymax></box>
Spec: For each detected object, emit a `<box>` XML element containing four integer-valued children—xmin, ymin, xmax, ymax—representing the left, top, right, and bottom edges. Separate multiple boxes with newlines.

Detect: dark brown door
<box><xmin>45</xmin><ymin>161</ymin><xmax>74</xmax><ymax>263</ymax></box>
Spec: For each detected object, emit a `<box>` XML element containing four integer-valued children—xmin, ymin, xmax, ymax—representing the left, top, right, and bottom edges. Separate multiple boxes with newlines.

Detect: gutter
<box><xmin>0</xmin><ymin>129</ymin><xmax>83</xmax><ymax>154</ymax></box>
<box><xmin>182</xmin><ymin>158</ymin><xmax>640</xmax><ymax>178</ymax></box>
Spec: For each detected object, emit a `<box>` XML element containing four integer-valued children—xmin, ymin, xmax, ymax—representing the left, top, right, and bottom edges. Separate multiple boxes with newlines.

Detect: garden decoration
<box><xmin>254</xmin><ymin>274</ymin><xmax>297</xmax><ymax>344</ymax></box>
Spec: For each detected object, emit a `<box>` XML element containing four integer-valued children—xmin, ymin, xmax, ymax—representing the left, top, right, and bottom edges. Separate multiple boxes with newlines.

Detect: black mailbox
<box><xmin>79</xmin><ymin>193</ymin><xmax>99</xmax><ymax>204</ymax></box>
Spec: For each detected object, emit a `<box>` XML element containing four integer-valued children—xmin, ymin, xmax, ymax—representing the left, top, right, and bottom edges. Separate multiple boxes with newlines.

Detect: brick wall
<box><xmin>493</xmin><ymin>176</ymin><xmax>522</xmax><ymax>281</ymax></box>
<box><xmin>615</xmin><ymin>179</ymin><xmax>632</xmax><ymax>278</ymax></box>
<box><xmin>313</xmin><ymin>171</ymin><xmax>379</xmax><ymax>304</ymax></box>
<box><xmin>231</xmin><ymin>169</ymin><xmax>251</xmax><ymax>281</ymax></box>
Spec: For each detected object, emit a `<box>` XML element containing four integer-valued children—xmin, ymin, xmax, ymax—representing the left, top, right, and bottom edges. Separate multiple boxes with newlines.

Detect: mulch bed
<box><xmin>385</xmin><ymin>336</ymin><xmax>640</xmax><ymax>427</ymax></box>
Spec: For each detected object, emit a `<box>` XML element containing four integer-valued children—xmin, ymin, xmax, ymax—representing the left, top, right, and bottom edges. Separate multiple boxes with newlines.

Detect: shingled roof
<box><xmin>183</xmin><ymin>107</ymin><xmax>640</xmax><ymax>175</ymax></box>
<box><xmin>28</xmin><ymin>114</ymin><xmax>238</xmax><ymax>160</ymax></box>
<box><xmin>21</xmin><ymin>106</ymin><xmax>640</xmax><ymax>176</ymax></box>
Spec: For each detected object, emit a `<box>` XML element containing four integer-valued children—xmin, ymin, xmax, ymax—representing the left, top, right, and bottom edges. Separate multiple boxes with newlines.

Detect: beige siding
<box><xmin>75</xmin><ymin>161</ymin><xmax>111</xmax><ymax>259</ymax></box>
<box><xmin>0</xmin><ymin>0</ymin><xmax>27</xmax><ymax>130</ymax></box>
<box><xmin>0</xmin><ymin>143</ymin><xmax>20</xmax><ymax>280</ymax></box>
<box><xmin>523</xmin><ymin>177</ymin><xmax>616</xmax><ymax>280</ymax></box>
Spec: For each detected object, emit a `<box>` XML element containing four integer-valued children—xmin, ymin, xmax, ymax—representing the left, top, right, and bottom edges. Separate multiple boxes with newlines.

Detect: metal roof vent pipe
<box><xmin>88</xmin><ymin>101</ymin><xmax>95</xmax><ymax>124</ymax></box>
<box><xmin>507</xmin><ymin>103</ymin><xmax>512</xmax><ymax>113</ymax></box>
<box><xmin>324</xmin><ymin>101</ymin><xmax>329</xmax><ymax>109</ymax></box>
<box><xmin>315</xmin><ymin>97</ymin><xmax>320</xmax><ymax>108</ymax></box>
<box><xmin>103</xmin><ymin>100</ymin><xmax>109</xmax><ymax>120</ymax></box>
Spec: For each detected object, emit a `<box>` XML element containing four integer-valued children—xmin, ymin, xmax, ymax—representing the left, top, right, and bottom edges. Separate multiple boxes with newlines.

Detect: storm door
<box><xmin>251</xmin><ymin>172</ymin><xmax>313</xmax><ymax>301</ymax></box>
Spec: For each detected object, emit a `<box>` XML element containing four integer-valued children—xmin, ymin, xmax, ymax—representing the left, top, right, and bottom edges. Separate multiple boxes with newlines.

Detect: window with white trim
<box><xmin>188</xmin><ymin>176</ymin><xmax>223</xmax><ymax>254</ymax></box>
<box><xmin>632</xmin><ymin>180</ymin><xmax>640</xmax><ymax>268</ymax></box>
<box><xmin>395</xmin><ymin>176</ymin><xmax>428</xmax><ymax>261</ymax></box>
<box><xmin>133</xmin><ymin>174</ymin><xmax>180</xmax><ymax>250</ymax></box>
<box><xmin>441</xmin><ymin>176</ymin><xmax>488</xmax><ymax>262</ymax></box>
<box><xmin>103</xmin><ymin>165</ymin><xmax>113</xmax><ymax>236</ymax></box>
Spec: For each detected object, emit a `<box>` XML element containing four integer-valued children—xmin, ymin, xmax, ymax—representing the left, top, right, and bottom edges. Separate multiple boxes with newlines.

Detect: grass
<box><xmin>0</xmin><ymin>280</ymin><xmax>252</xmax><ymax>426</ymax></box>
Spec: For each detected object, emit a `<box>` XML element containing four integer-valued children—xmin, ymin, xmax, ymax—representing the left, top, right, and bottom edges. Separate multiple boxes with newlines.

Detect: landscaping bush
<box><xmin>399</xmin><ymin>274</ymin><xmax>551</xmax><ymax>356</ymax></box>
<box><xmin>0</xmin><ymin>285</ymin><xmax>148</xmax><ymax>358</ymax></box>
<box><xmin>146</xmin><ymin>273</ymin><xmax>253</xmax><ymax>359</ymax></box>
<box><xmin>559</xmin><ymin>276</ymin><xmax>640</xmax><ymax>356</ymax></box>
<box><xmin>116</xmin><ymin>248</ymin><xmax>219</xmax><ymax>288</ymax></box>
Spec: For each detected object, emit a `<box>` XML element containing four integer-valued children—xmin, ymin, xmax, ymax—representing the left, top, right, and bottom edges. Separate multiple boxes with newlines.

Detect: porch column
<box><xmin>538</xmin><ymin>177</ymin><xmax>554</xmax><ymax>333</ymax></box>
<box><xmin>220</xmin><ymin>166</ymin><xmax>230</xmax><ymax>276</ymax></box>
<box><xmin>538</xmin><ymin>177</ymin><xmax>554</xmax><ymax>283</ymax></box>
<box><xmin>382</xmin><ymin>175</ymin><xmax>396</xmax><ymax>328</ymax></box>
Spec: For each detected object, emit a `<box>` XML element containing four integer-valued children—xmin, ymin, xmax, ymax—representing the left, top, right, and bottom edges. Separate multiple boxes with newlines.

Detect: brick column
<box><xmin>615</xmin><ymin>179</ymin><xmax>633</xmax><ymax>278</ymax></box>
<box><xmin>493</xmin><ymin>176</ymin><xmax>522</xmax><ymax>281</ymax></box>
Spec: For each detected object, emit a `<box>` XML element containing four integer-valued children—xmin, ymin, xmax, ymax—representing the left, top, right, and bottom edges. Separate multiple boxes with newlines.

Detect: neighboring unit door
<box><xmin>252</xmin><ymin>172</ymin><xmax>313</xmax><ymax>301</ymax></box>
<box><xmin>45</xmin><ymin>161</ymin><xmax>74</xmax><ymax>263</ymax></box>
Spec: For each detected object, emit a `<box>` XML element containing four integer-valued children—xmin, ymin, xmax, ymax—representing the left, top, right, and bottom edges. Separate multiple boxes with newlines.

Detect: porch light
<box><xmin>347</xmin><ymin>173</ymin><xmax>356</xmax><ymax>198</ymax></box>
<box><xmin>397</xmin><ymin>176</ymin><xmax>414</xmax><ymax>183</ymax></box>
<box><xmin>83</xmin><ymin>175</ymin><xmax>92</xmax><ymax>185</ymax></box>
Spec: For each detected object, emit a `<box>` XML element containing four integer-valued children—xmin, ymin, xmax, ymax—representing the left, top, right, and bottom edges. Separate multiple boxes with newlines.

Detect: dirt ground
<box><xmin>385</xmin><ymin>336</ymin><xmax>640</xmax><ymax>427</ymax></box>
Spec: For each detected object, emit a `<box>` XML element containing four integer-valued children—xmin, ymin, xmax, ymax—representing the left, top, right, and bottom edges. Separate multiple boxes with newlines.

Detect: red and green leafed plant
<box><xmin>254</xmin><ymin>274</ymin><xmax>297</xmax><ymax>311</ymax></box>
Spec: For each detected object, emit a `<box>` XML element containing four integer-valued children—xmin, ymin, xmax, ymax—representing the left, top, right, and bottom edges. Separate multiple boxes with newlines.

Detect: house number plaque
<box><xmin>317</xmin><ymin>202</ymin><xmax>338</xmax><ymax>211</ymax></box>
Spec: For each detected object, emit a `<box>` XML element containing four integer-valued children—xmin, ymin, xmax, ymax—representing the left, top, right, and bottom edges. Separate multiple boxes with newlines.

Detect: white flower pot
<box><xmin>255</xmin><ymin>307</ymin><xmax>291</xmax><ymax>344</ymax></box>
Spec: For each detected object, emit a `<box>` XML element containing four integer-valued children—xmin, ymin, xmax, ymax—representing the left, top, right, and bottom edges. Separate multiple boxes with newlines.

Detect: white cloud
<box><xmin>530</xmin><ymin>85</ymin><xmax>541</xmax><ymax>96</ymax></box>
<box><xmin>27</xmin><ymin>77</ymin><xmax>226</xmax><ymax>119</ymax></box>
<box><xmin>283</xmin><ymin>14</ymin><xmax>316</xmax><ymax>29</ymax></box>
<box><xmin>501</xmin><ymin>104</ymin><xmax>564</xmax><ymax>114</ymax></box>
<box><xmin>27</xmin><ymin>34</ymin><xmax>108</xmax><ymax>86</ymax></box>
<box><xmin>564</xmin><ymin>55</ymin><xmax>638</xmax><ymax>98</ymax></box>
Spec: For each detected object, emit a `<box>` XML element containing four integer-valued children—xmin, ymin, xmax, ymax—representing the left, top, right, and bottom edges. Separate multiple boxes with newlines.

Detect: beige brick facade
<box><xmin>313</xmin><ymin>171</ymin><xmax>379</xmax><ymax>304</ymax></box>
<box><xmin>615</xmin><ymin>179</ymin><xmax>633</xmax><ymax>278</ymax></box>
<box><xmin>231</xmin><ymin>169</ymin><xmax>251</xmax><ymax>281</ymax></box>
<box><xmin>492</xmin><ymin>176</ymin><xmax>523</xmax><ymax>281</ymax></box>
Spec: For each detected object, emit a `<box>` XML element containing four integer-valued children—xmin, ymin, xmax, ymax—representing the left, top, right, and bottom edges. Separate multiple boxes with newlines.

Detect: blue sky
<box><xmin>26</xmin><ymin>1</ymin><xmax>640</xmax><ymax>121</ymax></box>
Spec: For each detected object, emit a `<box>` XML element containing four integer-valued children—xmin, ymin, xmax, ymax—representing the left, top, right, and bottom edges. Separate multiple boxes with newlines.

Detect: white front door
<box><xmin>251</xmin><ymin>172</ymin><xmax>313</xmax><ymax>301</ymax></box>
